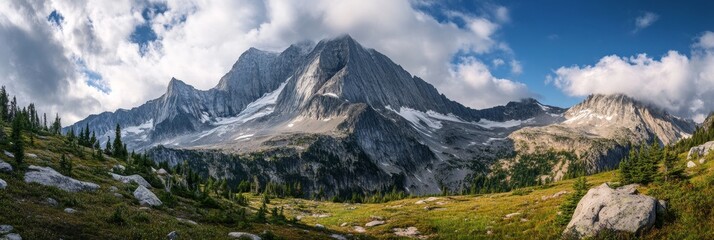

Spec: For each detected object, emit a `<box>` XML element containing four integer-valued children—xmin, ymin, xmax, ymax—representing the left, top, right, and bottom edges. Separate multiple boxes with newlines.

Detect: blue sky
<box><xmin>419</xmin><ymin>0</ymin><xmax>714</xmax><ymax>108</ymax></box>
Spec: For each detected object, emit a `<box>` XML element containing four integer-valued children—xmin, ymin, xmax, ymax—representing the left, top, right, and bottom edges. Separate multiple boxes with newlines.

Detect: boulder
<box><xmin>0</xmin><ymin>160</ymin><xmax>12</xmax><ymax>172</ymax></box>
<box><xmin>687</xmin><ymin>161</ymin><xmax>696</xmax><ymax>168</ymax></box>
<box><xmin>3</xmin><ymin>151</ymin><xmax>13</xmax><ymax>158</ymax></box>
<box><xmin>0</xmin><ymin>225</ymin><xmax>12</xmax><ymax>234</ymax></box>
<box><xmin>563</xmin><ymin>183</ymin><xmax>663</xmax><ymax>238</ymax></box>
<box><xmin>688</xmin><ymin>141</ymin><xmax>714</xmax><ymax>159</ymax></box>
<box><xmin>365</xmin><ymin>220</ymin><xmax>385</xmax><ymax>227</ymax></box>
<box><xmin>2</xmin><ymin>233</ymin><xmax>21</xmax><ymax>240</ymax></box>
<box><xmin>353</xmin><ymin>226</ymin><xmax>366</xmax><ymax>233</ymax></box>
<box><xmin>46</xmin><ymin>198</ymin><xmax>59</xmax><ymax>207</ymax></box>
<box><xmin>227</xmin><ymin>232</ymin><xmax>261</xmax><ymax>240</ymax></box>
<box><xmin>167</xmin><ymin>231</ymin><xmax>178</xmax><ymax>240</ymax></box>
<box><xmin>330</xmin><ymin>234</ymin><xmax>347</xmax><ymax>240</ymax></box>
<box><xmin>112</xmin><ymin>165</ymin><xmax>126</xmax><ymax>172</ymax></box>
<box><xmin>26</xmin><ymin>153</ymin><xmax>37</xmax><ymax>158</ymax></box>
<box><xmin>133</xmin><ymin>185</ymin><xmax>162</xmax><ymax>207</ymax></box>
<box><xmin>315</xmin><ymin>224</ymin><xmax>325</xmax><ymax>229</ymax></box>
<box><xmin>110</xmin><ymin>173</ymin><xmax>151</xmax><ymax>188</ymax></box>
<box><xmin>393</xmin><ymin>227</ymin><xmax>420</xmax><ymax>237</ymax></box>
<box><xmin>0</xmin><ymin>178</ymin><xmax>6</xmax><ymax>190</ymax></box>
<box><xmin>24</xmin><ymin>165</ymin><xmax>99</xmax><ymax>192</ymax></box>
<box><xmin>64</xmin><ymin>208</ymin><xmax>77</xmax><ymax>214</ymax></box>
<box><xmin>113</xmin><ymin>193</ymin><xmax>123</xmax><ymax>198</ymax></box>
<box><xmin>541</xmin><ymin>190</ymin><xmax>568</xmax><ymax>201</ymax></box>
<box><xmin>156</xmin><ymin>168</ymin><xmax>168</xmax><ymax>175</ymax></box>
<box><xmin>176</xmin><ymin>218</ymin><xmax>198</xmax><ymax>225</ymax></box>
<box><xmin>109</xmin><ymin>186</ymin><xmax>119</xmax><ymax>192</ymax></box>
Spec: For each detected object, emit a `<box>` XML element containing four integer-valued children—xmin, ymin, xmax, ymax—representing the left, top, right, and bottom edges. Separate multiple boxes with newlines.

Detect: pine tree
<box><xmin>9</xmin><ymin>96</ymin><xmax>16</xmax><ymax>120</ymax></box>
<box><xmin>112</xmin><ymin>124</ymin><xmax>123</xmax><ymax>158</ymax></box>
<box><xmin>59</xmin><ymin>154</ymin><xmax>72</xmax><ymax>177</ymax></box>
<box><xmin>105</xmin><ymin>136</ymin><xmax>113</xmax><ymax>155</ymax></box>
<box><xmin>51</xmin><ymin>113</ymin><xmax>61</xmax><ymax>135</ymax></box>
<box><xmin>11</xmin><ymin>115</ymin><xmax>24</xmax><ymax>168</ymax></box>
<box><xmin>90</xmin><ymin>132</ymin><xmax>97</xmax><ymax>147</ymax></box>
<box><xmin>255</xmin><ymin>201</ymin><xmax>267</xmax><ymax>223</ymax></box>
<box><xmin>0</xmin><ymin>86</ymin><xmax>8</xmax><ymax>121</ymax></box>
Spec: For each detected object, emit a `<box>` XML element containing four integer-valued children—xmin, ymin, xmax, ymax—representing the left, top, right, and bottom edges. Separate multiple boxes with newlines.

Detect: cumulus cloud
<box><xmin>633</xmin><ymin>12</ymin><xmax>659</xmax><ymax>33</ymax></box>
<box><xmin>0</xmin><ymin>0</ymin><xmax>531</xmax><ymax>124</ymax></box>
<box><xmin>442</xmin><ymin>57</ymin><xmax>532</xmax><ymax>109</ymax></box>
<box><xmin>550</xmin><ymin>31</ymin><xmax>714</xmax><ymax>122</ymax></box>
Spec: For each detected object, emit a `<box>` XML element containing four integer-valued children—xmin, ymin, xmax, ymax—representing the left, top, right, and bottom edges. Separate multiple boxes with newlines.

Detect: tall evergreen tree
<box><xmin>0</xmin><ymin>86</ymin><xmax>8</xmax><ymax>121</ymax></box>
<box><xmin>11</xmin><ymin>115</ymin><xmax>24</xmax><ymax>167</ymax></box>
<box><xmin>51</xmin><ymin>113</ymin><xmax>61</xmax><ymax>135</ymax></box>
<box><xmin>9</xmin><ymin>96</ymin><xmax>16</xmax><ymax>120</ymax></box>
<box><xmin>112</xmin><ymin>124</ymin><xmax>124</xmax><ymax>158</ymax></box>
<box><xmin>105</xmin><ymin>136</ymin><xmax>113</xmax><ymax>156</ymax></box>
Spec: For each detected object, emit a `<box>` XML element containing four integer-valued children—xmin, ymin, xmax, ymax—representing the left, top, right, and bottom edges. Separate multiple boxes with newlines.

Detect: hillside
<box><xmin>3</xmin><ymin>119</ymin><xmax>714</xmax><ymax>239</ymax></box>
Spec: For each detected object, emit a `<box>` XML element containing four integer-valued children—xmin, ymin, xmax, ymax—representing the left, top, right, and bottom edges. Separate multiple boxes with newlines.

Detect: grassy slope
<box><xmin>2</xmin><ymin>128</ymin><xmax>713</xmax><ymax>239</ymax></box>
<box><xmin>0</xmin><ymin>131</ymin><xmax>344</xmax><ymax>240</ymax></box>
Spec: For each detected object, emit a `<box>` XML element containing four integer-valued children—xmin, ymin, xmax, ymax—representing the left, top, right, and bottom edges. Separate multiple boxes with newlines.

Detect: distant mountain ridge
<box><xmin>66</xmin><ymin>35</ymin><xmax>693</xmax><ymax>197</ymax></box>
<box><xmin>509</xmin><ymin>94</ymin><xmax>695</xmax><ymax>177</ymax></box>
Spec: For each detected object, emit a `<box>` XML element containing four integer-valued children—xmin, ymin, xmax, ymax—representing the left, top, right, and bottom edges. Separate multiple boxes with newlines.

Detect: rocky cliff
<box><xmin>64</xmin><ymin>35</ymin><xmax>573</xmax><ymax>196</ymax></box>
<box><xmin>508</xmin><ymin>94</ymin><xmax>695</xmax><ymax>177</ymax></box>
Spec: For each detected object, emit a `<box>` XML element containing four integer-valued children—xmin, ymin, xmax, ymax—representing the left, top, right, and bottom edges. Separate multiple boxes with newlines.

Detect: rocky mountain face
<box><xmin>508</xmin><ymin>94</ymin><xmax>695</xmax><ymax>178</ymax></box>
<box><xmin>66</xmin><ymin>35</ymin><xmax>582</xmax><ymax>197</ymax></box>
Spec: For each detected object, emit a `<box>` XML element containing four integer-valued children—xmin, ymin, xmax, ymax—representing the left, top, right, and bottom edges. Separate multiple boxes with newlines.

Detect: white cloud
<box><xmin>492</xmin><ymin>58</ymin><xmax>505</xmax><ymax>68</ymax></box>
<box><xmin>551</xmin><ymin>31</ymin><xmax>714</xmax><ymax>122</ymax></box>
<box><xmin>633</xmin><ymin>12</ymin><xmax>659</xmax><ymax>33</ymax></box>
<box><xmin>695</xmin><ymin>31</ymin><xmax>714</xmax><ymax>49</ymax></box>
<box><xmin>0</xmin><ymin>0</ymin><xmax>530</xmax><ymax>125</ymax></box>
<box><xmin>510</xmin><ymin>59</ymin><xmax>523</xmax><ymax>75</ymax></box>
<box><xmin>442</xmin><ymin>57</ymin><xmax>532</xmax><ymax>109</ymax></box>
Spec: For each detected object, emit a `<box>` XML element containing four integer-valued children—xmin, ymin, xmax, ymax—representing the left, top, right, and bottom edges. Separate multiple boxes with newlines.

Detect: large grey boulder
<box><xmin>1</xmin><ymin>233</ymin><xmax>21</xmax><ymax>240</ymax></box>
<box><xmin>0</xmin><ymin>178</ymin><xmax>6</xmax><ymax>190</ymax></box>
<box><xmin>110</xmin><ymin>173</ymin><xmax>151</xmax><ymax>188</ymax></box>
<box><xmin>564</xmin><ymin>183</ymin><xmax>663</xmax><ymax>238</ymax></box>
<box><xmin>133</xmin><ymin>185</ymin><xmax>162</xmax><ymax>207</ymax></box>
<box><xmin>0</xmin><ymin>225</ymin><xmax>12</xmax><ymax>234</ymax></box>
<box><xmin>24</xmin><ymin>165</ymin><xmax>99</xmax><ymax>192</ymax></box>
<box><xmin>0</xmin><ymin>160</ymin><xmax>12</xmax><ymax>172</ymax></box>
<box><xmin>228</xmin><ymin>232</ymin><xmax>261</xmax><ymax>240</ymax></box>
<box><xmin>688</xmin><ymin>140</ymin><xmax>714</xmax><ymax>159</ymax></box>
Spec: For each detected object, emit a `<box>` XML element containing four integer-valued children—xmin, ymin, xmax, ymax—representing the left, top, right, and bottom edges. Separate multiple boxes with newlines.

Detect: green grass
<box><xmin>0</xmin><ymin>130</ymin><xmax>345</xmax><ymax>239</ymax></box>
<box><xmin>2</xmin><ymin>128</ymin><xmax>714</xmax><ymax>239</ymax></box>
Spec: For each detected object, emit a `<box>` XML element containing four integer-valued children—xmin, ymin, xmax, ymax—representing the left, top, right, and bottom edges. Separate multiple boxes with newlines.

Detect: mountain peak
<box><xmin>165</xmin><ymin>77</ymin><xmax>195</xmax><ymax>97</ymax></box>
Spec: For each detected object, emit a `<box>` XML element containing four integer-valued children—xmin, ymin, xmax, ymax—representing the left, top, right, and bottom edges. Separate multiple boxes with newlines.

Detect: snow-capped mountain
<box><xmin>67</xmin><ymin>35</ymin><xmax>568</xmax><ymax>196</ymax></box>
<box><xmin>509</xmin><ymin>94</ymin><xmax>695</xmax><ymax>176</ymax></box>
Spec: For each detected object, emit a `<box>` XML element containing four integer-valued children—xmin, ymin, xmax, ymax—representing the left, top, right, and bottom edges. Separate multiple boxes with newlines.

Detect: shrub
<box><xmin>107</xmin><ymin>206</ymin><xmax>127</xmax><ymax>225</ymax></box>
<box><xmin>556</xmin><ymin>177</ymin><xmax>588</xmax><ymax>226</ymax></box>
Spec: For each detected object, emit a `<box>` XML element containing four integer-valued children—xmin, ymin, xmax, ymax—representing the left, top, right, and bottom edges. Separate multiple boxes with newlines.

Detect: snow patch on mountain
<box><xmin>214</xmin><ymin>78</ymin><xmax>290</xmax><ymax>126</ymax></box>
<box><xmin>563</xmin><ymin>109</ymin><xmax>616</xmax><ymax>124</ymax></box>
<box><xmin>323</xmin><ymin>93</ymin><xmax>339</xmax><ymax>98</ymax></box>
<box><xmin>475</xmin><ymin>118</ymin><xmax>532</xmax><ymax>129</ymax></box>
<box><xmin>386</xmin><ymin>106</ymin><xmax>467</xmax><ymax>132</ymax></box>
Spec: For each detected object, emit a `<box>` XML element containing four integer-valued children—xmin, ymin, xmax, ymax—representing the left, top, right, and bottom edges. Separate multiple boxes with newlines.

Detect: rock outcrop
<box><xmin>133</xmin><ymin>185</ymin><xmax>162</xmax><ymax>207</ymax></box>
<box><xmin>564</xmin><ymin>183</ymin><xmax>664</xmax><ymax>238</ymax></box>
<box><xmin>23</xmin><ymin>165</ymin><xmax>99</xmax><ymax>192</ymax></box>
<box><xmin>0</xmin><ymin>160</ymin><xmax>12</xmax><ymax>172</ymax></box>
<box><xmin>110</xmin><ymin>173</ymin><xmax>151</xmax><ymax>188</ymax></box>
<box><xmin>687</xmin><ymin>141</ymin><xmax>714</xmax><ymax>159</ymax></box>
<box><xmin>228</xmin><ymin>232</ymin><xmax>261</xmax><ymax>240</ymax></box>
<box><xmin>510</xmin><ymin>94</ymin><xmax>695</xmax><ymax>177</ymax></box>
